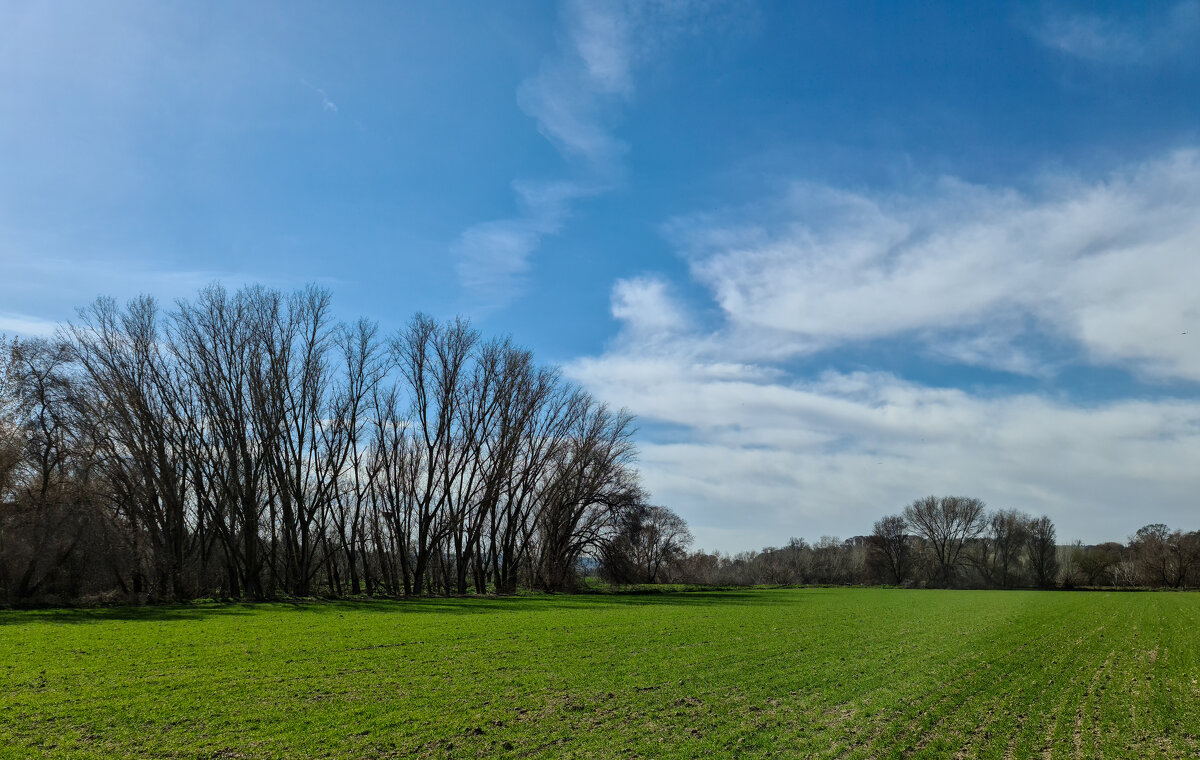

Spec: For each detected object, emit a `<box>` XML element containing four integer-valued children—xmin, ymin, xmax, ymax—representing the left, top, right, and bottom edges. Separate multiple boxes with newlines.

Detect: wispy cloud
<box><xmin>1036</xmin><ymin>1</ymin><xmax>1200</xmax><ymax>65</ymax></box>
<box><xmin>302</xmin><ymin>79</ymin><xmax>339</xmax><ymax>112</ymax></box>
<box><xmin>0</xmin><ymin>240</ymin><xmax>298</xmax><ymax>331</ymax></box>
<box><xmin>452</xmin><ymin>179</ymin><xmax>596</xmax><ymax>309</ymax></box>
<box><xmin>453</xmin><ymin>0</ymin><xmax>742</xmax><ymax>309</ymax></box>
<box><xmin>515</xmin><ymin>0</ymin><xmax>636</xmax><ymax>171</ymax></box>
<box><xmin>663</xmin><ymin>149</ymin><xmax>1200</xmax><ymax>381</ymax></box>
<box><xmin>567</xmin><ymin>148</ymin><xmax>1200</xmax><ymax>550</ymax></box>
<box><xmin>454</xmin><ymin>1</ymin><xmax>636</xmax><ymax>307</ymax></box>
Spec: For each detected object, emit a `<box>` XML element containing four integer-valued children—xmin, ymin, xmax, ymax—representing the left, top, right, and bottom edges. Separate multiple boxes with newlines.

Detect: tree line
<box><xmin>3</xmin><ymin>285</ymin><xmax>1195</xmax><ymax>605</ymax></box>
<box><xmin>0</xmin><ymin>284</ymin><xmax>683</xmax><ymax>605</ymax></box>
<box><xmin>665</xmin><ymin>496</ymin><xmax>1200</xmax><ymax>590</ymax></box>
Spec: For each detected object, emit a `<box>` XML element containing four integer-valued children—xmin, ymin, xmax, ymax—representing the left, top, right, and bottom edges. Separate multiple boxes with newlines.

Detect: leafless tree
<box><xmin>1025</xmin><ymin>515</ymin><xmax>1058</xmax><ymax>588</ymax></box>
<box><xmin>327</xmin><ymin>319</ymin><xmax>385</xmax><ymax>595</ymax></box>
<box><xmin>601</xmin><ymin>503</ymin><xmax>693</xmax><ymax>584</ymax></box>
<box><xmin>533</xmin><ymin>395</ymin><xmax>638</xmax><ymax>591</ymax></box>
<box><xmin>70</xmin><ymin>297</ymin><xmax>196</xmax><ymax>599</ymax></box>
<box><xmin>970</xmin><ymin>509</ymin><xmax>1031</xmax><ymax>588</ymax></box>
<box><xmin>903</xmin><ymin>495</ymin><xmax>986</xmax><ymax>586</ymax></box>
<box><xmin>390</xmin><ymin>314</ymin><xmax>478</xmax><ymax>594</ymax></box>
<box><xmin>172</xmin><ymin>286</ymin><xmax>271</xmax><ymax>598</ymax></box>
<box><xmin>0</xmin><ymin>337</ymin><xmax>102</xmax><ymax>602</ymax></box>
<box><xmin>870</xmin><ymin>514</ymin><xmax>912</xmax><ymax>585</ymax></box>
<box><xmin>1130</xmin><ymin>524</ymin><xmax>1200</xmax><ymax>588</ymax></box>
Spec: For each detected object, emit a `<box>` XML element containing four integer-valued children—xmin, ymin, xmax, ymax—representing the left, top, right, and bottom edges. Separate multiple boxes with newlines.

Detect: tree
<box><xmin>0</xmin><ymin>284</ymin><xmax>666</xmax><ymax>603</ymax></box>
<box><xmin>0</xmin><ymin>337</ymin><xmax>98</xmax><ymax>603</ymax></box>
<box><xmin>601</xmin><ymin>503</ymin><xmax>692</xmax><ymax>584</ymax></box>
<box><xmin>390</xmin><ymin>313</ymin><xmax>479</xmax><ymax>595</ymax></box>
<box><xmin>903</xmin><ymin>495</ymin><xmax>986</xmax><ymax>586</ymax></box>
<box><xmin>976</xmin><ymin>509</ymin><xmax>1031</xmax><ymax>588</ymax></box>
<box><xmin>533</xmin><ymin>395</ymin><xmax>638</xmax><ymax>591</ymax></box>
<box><xmin>70</xmin><ymin>297</ymin><xmax>196</xmax><ymax>600</ymax></box>
<box><xmin>869</xmin><ymin>514</ymin><xmax>912</xmax><ymax>585</ymax></box>
<box><xmin>1130</xmin><ymin>524</ymin><xmax>1200</xmax><ymax>588</ymax></box>
<box><xmin>1025</xmin><ymin>515</ymin><xmax>1058</xmax><ymax>588</ymax></box>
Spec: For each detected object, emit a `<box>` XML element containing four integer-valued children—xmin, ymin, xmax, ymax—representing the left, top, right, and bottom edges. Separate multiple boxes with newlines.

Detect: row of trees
<box><xmin>3</xmin><ymin>292</ymin><xmax>1192</xmax><ymax>606</ymax></box>
<box><xmin>1060</xmin><ymin>525</ymin><xmax>1200</xmax><ymax>589</ymax></box>
<box><xmin>0</xmin><ymin>284</ymin><xmax>679</xmax><ymax>604</ymax></box>
<box><xmin>871</xmin><ymin>496</ymin><xmax>1058</xmax><ymax>588</ymax></box>
<box><xmin>666</xmin><ymin>496</ymin><xmax>1200</xmax><ymax>590</ymax></box>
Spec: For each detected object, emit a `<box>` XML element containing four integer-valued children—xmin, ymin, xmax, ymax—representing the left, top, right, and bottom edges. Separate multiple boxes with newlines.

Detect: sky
<box><xmin>2</xmin><ymin>0</ymin><xmax>1199</xmax><ymax>551</ymax></box>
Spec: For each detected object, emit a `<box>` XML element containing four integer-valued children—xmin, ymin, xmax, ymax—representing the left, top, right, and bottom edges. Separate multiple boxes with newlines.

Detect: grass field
<box><xmin>2</xmin><ymin>589</ymin><xmax>1198</xmax><ymax>759</ymax></box>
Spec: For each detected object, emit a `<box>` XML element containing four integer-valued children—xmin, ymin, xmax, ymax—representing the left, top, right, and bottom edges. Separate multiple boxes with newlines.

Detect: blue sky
<box><xmin>3</xmin><ymin>1</ymin><xmax>1199</xmax><ymax>550</ymax></box>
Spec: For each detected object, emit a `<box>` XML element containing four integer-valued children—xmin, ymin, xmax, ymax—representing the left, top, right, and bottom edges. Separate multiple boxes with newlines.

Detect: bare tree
<box><xmin>973</xmin><ymin>509</ymin><xmax>1031</xmax><ymax>588</ymax></box>
<box><xmin>1025</xmin><ymin>515</ymin><xmax>1058</xmax><ymax>588</ymax></box>
<box><xmin>903</xmin><ymin>495</ymin><xmax>986</xmax><ymax>586</ymax></box>
<box><xmin>1130</xmin><ymin>524</ymin><xmax>1200</xmax><ymax>588</ymax></box>
<box><xmin>534</xmin><ymin>395</ymin><xmax>638</xmax><ymax>591</ymax></box>
<box><xmin>487</xmin><ymin>360</ymin><xmax>573</xmax><ymax>594</ymax></box>
<box><xmin>70</xmin><ymin>297</ymin><xmax>196</xmax><ymax>600</ymax></box>
<box><xmin>327</xmin><ymin>319</ymin><xmax>385</xmax><ymax>595</ymax></box>
<box><xmin>391</xmin><ymin>314</ymin><xmax>479</xmax><ymax>594</ymax></box>
<box><xmin>172</xmin><ymin>285</ymin><xmax>271</xmax><ymax>598</ymax></box>
<box><xmin>1</xmin><ymin>284</ymin><xmax>675</xmax><ymax>602</ymax></box>
<box><xmin>601</xmin><ymin>503</ymin><xmax>693</xmax><ymax>584</ymax></box>
<box><xmin>870</xmin><ymin>514</ymin><xmax>912</xmax><ymax>585</ymax></box>
<box><xmin>0</xmin><ymin>337</ymin><xmax>102</xmax><ymax>603</ymax></box>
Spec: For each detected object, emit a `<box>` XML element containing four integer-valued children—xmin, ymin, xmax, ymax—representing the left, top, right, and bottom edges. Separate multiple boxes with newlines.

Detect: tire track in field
<box><xmin>810</xmin><ymin>613</ymin><xmax>945</xmax><ymax>746</ymax></box>
<box><xmin>908</xmin><ymin>606</ymin><xmax>1087</xmax><ymax>758</ymax></box>
<box><xmin>809</xmin><ymin>633</ymin><xmax>957</xmax><ymax>756</ymax></box>
<box><xmin>858</xmin><ymin>607</ymin><xmax>1074</xmax><ymax>759</ymax></box>
<box><xmin>1000</xmin><ymin>633</ymin><xmax>1095</xmax><ymax>760</ymax></box>
<box><xmin>950</xmin><ymin>636</ymin><xmax>1080</xmax><ymax>759</ymax></box>
<box><xmin>1039</xmin><ymin>658</ymin><xmax>1089</xmax><ymax>759</ymax></box>
<box><xmin>1038</xmin><ymin>613</ymin><xmax>1115</xmax><ymax>760</ymax></box>
<box><xmin>1161</xmin><ymin>598</ymin><xmax>1200</xmax><ymax>757</ymax></box>
<box><xmin>831</xmin><ymin>629</ymin><xmax>1001</xmax><ymax>758</ymax></box>
<box><xmin>911</xmin><ymin>631</ymin><xmax>1055</xmax><ymax>759</ymax></box>
<box><xmin>967</xmin><ymin>629</ymin><xmax>1095</xmax><ymax>760</ymax></box>
<box><xmin>698</xmin><ymin>606</ymin><xmax>943</xmax><ymax>757</ymax></box>
<box><xmin>1000</xmin><ymin>627</ymin><xmax>1098</xmax><ymax>760</ymax></box>
<box><xmin>1074</xmin><ymin>644</ymin><xmax>1117</xmax><ymax>759</ymax></box>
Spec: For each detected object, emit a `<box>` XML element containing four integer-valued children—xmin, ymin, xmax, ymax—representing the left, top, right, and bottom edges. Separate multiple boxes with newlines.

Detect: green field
<box><xmin>2</xmin><ymin>589</ymin><xmax>1198</xmax><ymax>759</ymax></box>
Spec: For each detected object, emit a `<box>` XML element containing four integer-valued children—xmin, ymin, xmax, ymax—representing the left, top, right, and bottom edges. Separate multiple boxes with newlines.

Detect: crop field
<box><xmin>2</xmin><ymin>589</ymin><xmax>1198</xmax><ymax>759</ymax></box>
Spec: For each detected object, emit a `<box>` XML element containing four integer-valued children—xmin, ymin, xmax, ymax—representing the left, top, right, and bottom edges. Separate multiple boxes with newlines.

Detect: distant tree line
<box><xmin>0</xmin><ymin>284</ymin><xmax>689</xmax><ymax>605</ymax></box>
<box><xmin>665</xmin><ymin>496</ymin><xmax>1200</xmax><ymax>590</ymax></box>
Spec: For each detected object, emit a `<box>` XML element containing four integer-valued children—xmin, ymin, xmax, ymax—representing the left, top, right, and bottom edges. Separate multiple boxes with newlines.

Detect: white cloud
<box><xmin>611</xmin><ymin>277</ymin><xmax>687</xmax><ymax>336</ymax></box>
<box><xmin>1036</xmin><ymin>1</ymin><xmax>1200</xmax><ymax>65</ymax></box>
<box><xmin>566</xmin><ymin>149</ymin><xmax>1200</xmax><ymax>551</ymax></box>
<box><xmin>571</xmin><ymin>350</ymin><xmax>1200</xmax><ymax>551</ymax></box>
<box><xmin>301</xmin><ymin>80</ymin><xmax>339</xmax><ymax>113</ymax></box>
<box><xmin>0</xmin><ymin>231</ymin><xmax>299</xmax><ymax>331</ymax></box>
<box><xmin>568</xmin><ymin>0</ymin><xmax>634</xmax><ymax>96</ymax></box>
<box><xmin>453</xmin><ymin>180</ymin><xmax>594</xmax><ymax>307</ymax></box>
<box><xmin>455</xmin><ymin>0</ymin><xmax>640</xmax><ymax>308</ymax></box>
<box><xmin>0</xmin><ymin>313</ymin><xmax>59</xmax><ymax>338</ymax></box>
<box><xmin>669</xmin><ymin>150</ymin><xmax>1200</xmax><ymax>381</ymax></box>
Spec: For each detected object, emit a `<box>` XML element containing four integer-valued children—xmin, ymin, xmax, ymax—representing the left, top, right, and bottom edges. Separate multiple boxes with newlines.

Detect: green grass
<box><xmin>2</xmin><ymin>589</ymin><xmax>1198</xmax><ymax>758</ymax></box>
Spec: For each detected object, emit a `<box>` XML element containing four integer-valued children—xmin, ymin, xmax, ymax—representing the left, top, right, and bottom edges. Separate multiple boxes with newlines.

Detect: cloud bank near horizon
<box><xmin>567</xmin><ymin>150</ymin><xmax>1200</xmax><ymax>552</ymax></box>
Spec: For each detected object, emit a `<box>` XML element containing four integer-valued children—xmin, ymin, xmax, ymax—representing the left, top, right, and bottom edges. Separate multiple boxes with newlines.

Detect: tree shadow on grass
<box><xmin>0</xmin><ymin>602</ymin><xmax>261</xmax><ymax>626</ymax></box>
<box><xmin>314</xmin><ymin>588</ymin><xmax>816</xmax><ymax>617</ymax></box>
<box><xmin>0</xmin><ymin>587</ymin><xmax>814</xmax><ymax>625</ymax></box>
